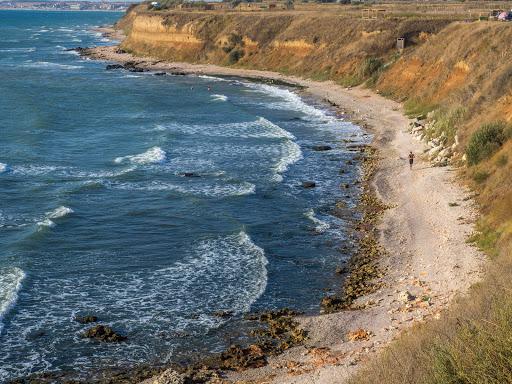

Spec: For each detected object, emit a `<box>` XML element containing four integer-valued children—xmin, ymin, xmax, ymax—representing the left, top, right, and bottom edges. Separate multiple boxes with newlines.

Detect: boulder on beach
<box><xmin>154</xmin><ymin>72</ymin><xmax>167</xmax><ymax>76</ymax></box>
<box><xmin>221</xmin><ymin>344</ymin><xmax>267</xmax><ymax>370</ymax></box>
<box><xmin>151</xmin><ymin>368</ymin><xmax>185</xmax><ymax>384</ymax></box>
<box><xmin>302</xmin><ymin>181</ymin><xmax>316</xmax><ymax>188</ymax></box>
<box><xmin>82</xmin><ymin>325</ymin><xmax>126</xmax><ymax>342</ymax></box>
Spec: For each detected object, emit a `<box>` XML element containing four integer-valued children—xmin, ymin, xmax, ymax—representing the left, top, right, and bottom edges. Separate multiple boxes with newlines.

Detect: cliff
<box><xmin>118</xmin><ymin>7</ymin><xmax>450</xmax><ymax>85</ymax></box>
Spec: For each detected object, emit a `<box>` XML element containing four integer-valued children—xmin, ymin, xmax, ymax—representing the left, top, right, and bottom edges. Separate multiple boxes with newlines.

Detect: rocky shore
<box><xmin>61</xmin><ymin>43</ymin><xmax>486</xmax><ymax>384</ymax></box>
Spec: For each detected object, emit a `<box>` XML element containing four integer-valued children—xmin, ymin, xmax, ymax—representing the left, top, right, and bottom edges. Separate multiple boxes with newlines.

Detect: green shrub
<box><xmin>427</xmin><ymin>107</ymin><xmax>466</xmax><ymax>143</ymax></box>
<box><xmin>360</xmin><ymin>57</ymin><xmax>383</xmax><ymax>78</ymax></box>
<box><xmin>404</xmin><ymin>99</ymin><xmax>436</xmax><ymax>118</ymax></box>
<box><xmin>472</xmin><ymin>170</ymin><xmax>490</xmax><ymax>183</ymax></box>
<box><xmin>466</xmin><ymin>122</ymin><xmax>508</xmax><ymax>165</ymax></box>
<box><xmin>228</xmin><ymin>49</ymin><xmax>244</xmax><ymax>64</ymax></box>
<box><xmin>468</xmin><ymin>221</ymin><xmax>499</xmax><ymax>257</ymax></box>
<box><xmin>360</xmin><ymin>57</ymin><xmax>384</xmax><ymax>87</ymax></box>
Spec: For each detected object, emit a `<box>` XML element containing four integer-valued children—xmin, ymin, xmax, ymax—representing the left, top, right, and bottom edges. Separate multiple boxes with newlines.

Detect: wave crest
<box><xmin>0</xmin><ymin>267</ymin><xmax>25</xmax><ymax>334</ymax></box>
<box><xmin>114</xmin><ymin>147</ymin><xmax>167</xmax><ymax>165</ymax></box>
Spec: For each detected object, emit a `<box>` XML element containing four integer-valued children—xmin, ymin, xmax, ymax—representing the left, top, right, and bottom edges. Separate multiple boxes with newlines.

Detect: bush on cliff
<box><xmin>466</xmin><ymin>122</ymin><xmax>509</xmax><ymax>165</ymax></box>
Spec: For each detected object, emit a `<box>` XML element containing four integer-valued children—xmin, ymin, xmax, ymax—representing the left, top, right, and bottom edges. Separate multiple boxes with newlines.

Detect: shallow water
<box><xmin>0</xmin><ymin>10</ymin><xmax>369</xmax><ymax>381</ymax></box>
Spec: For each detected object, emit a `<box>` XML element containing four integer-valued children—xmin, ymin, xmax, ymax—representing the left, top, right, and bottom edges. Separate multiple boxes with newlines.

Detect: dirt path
<box><xmin>83</xmin><ymin>46</ymin><xmax>485</xmax><ymax>384</ymax></box>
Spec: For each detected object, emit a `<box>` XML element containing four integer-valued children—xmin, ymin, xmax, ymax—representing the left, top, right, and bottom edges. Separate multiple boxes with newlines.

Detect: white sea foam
<box><xmin>0</xmin><ymin>267</ymin><xmax>25</xmax><ymax>334</ymax></box>
<box><xmin>211</xmin><ymin>94</ymin><xmax>228</xmax><ymax>102</ymax></box>
<box><xmin>22</xmin><ymin>61</ymin><xmax>83</xmax><ymax>70</ymax></box>
<box><xmin>36</xmin><ymin>206</ymin><xmax>73</xmax><ymax>230</ymax></box>
<box><xmin>10</xmin><ymin>164</ymin><xmax>133</xmax><ymax>179</ymax></box>
<box><xmin>114</xmin><ymin>147</ymin><xmax>167</xmax><ymax>165</ymax></box>
<box><xmin>37</xmin><ymin>218</ymin><xmax>55</xmax><ymax>229</ymax></box>
<box><xmin>245</xmin><ymin>83</ymin><xmax>331</xmax><ymax>122</ymax></box>
<box><xmin>47</xmin><ymin>206</ymin><xmax>73</xmax><ymax>219</ymax></box>
<box><xmin>0</xmin><ymin>163</ymin><xmax>8</xmax><ymax>173</ymax></box>
<box><xmin>159</xmin><ymin>117</ymin><xmax>295</xmax><ymax>140</ymax></box>
<box><xmin>305</xmin><ymin>209</ymin><xmax>330</xmax><ymax>233</ymax></box>
<box><xmin>110</xmin><ymin>180</ymin><xmax>255</xmax><ymax>197</ymax></box>
<box><xmin>196</xmin><ymin>74</ymin><xmax>228</xmax><ymax>82</ymax></box>
<box><xmin>272</xmin><ymin>140</ymin><xmax>303</xmax><ymax>181</ymax></box>
<box><xmin>0</xmin><ymin>48</ymin><xmax>36</xmax><ymax>53</ymax></box>
<box><xmin>59</xmin><ymin>49</ymin><xmax>79</xmax><ymax>56</ymax></box>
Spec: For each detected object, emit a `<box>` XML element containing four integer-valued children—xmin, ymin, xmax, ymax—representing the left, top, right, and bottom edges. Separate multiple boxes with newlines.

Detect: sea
<box><xmin>0</xmin><ymin>10</ymin><xmax>369</xmax><ymax>382</ymax></box>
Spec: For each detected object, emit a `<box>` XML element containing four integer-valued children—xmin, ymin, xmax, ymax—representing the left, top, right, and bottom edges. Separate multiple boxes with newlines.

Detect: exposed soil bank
<box><xmin>80</xmin><ymin>45</ymin><xmax>484</xmax><ymax>384</ymax></box>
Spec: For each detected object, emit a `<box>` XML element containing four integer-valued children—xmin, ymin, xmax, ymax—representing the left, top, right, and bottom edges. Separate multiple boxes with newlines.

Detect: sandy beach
<box><xmin>81</xmin><ymin>45</ymin><xmax>485</xmax><ymax>384</ymax></box>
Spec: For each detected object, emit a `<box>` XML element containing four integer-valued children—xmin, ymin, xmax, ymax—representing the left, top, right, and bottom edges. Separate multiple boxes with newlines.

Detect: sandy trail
<box><xmin>83</xmin><ymin>46</ymin><xmax>485</xmax><ymax>384</ymax></box>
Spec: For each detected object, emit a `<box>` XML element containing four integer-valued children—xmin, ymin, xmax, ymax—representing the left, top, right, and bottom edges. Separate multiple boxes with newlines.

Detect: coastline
<box><xmin>78</xmin><ymin>45</ymin><xmax>486</xmax><ymax>384</ymax></box>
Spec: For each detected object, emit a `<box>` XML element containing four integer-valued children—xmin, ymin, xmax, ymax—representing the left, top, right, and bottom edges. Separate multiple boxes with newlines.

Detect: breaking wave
<box><xmin>37</xmin><ymin>206</ymin><xmax>73</xmax><ymax>230</ymax></box>
<box><xmin>21</xmin><ymin>61</ymin><xmax>83</xmax><ymax>70</ymax></box>
<box><xmin>0</xmin><ymin>267</ymin><xmax>25</xmax><ymax>334</ymax></box>
<box><xmin>47</xmin><ymin>206</ymin><xmax>73</xmax><ymax>219</ymax></box>
<box><xmin>245</xmin><ymin>83</ymin><xmax>331</xmax><ymax>122</ymax></box>
<box><xmin>108</xmin><ymin>180</ymin><xmax>256</xmax><ymax>198</ymax></box>
<box><xmin>159</xmin><ymin>117</ymin><xmax>295</xmax><ymax>140</ymax></box>
<box><xmin>272</xmin><ymin>140</ymin><xmax>303</xmax><ymax>182</ymax></box>
<box><xmin>114</xmin><ymin>147</ymin><xmax>167</xmax><ymax>165</ymax></box>
<box><xmin>304</xmin><ymin>209</ymin><xmax>330</xmax><ymax>233</ymax></box>
<box><xmin>211</xmin><ymin>94</ymin><xmax>228</xmax><ymax>102</ymax></box>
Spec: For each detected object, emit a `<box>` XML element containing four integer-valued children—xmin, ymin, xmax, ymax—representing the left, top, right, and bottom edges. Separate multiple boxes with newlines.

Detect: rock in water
<box><xmin>106</xmin><ymin>64</ymin><xmax>124</xmax><ymax>70</ymax></box>
<box><xmin>302</xmin><ymin>181</ymin><xmax>316</xmax><ymax>188</ymax></box>
<box><xmin>82</xmin><ymin>325</ymin><xmax>126</xmax><ymax>342</ymax></box>
<box><xmin>181</xmin><ymin>172</ymin><xmax>200</xmax><ymax>178</ymax></box>
<box><xmin>312</xmin><ymin>145</ymin><xmax>333</xmax><ymax>151</ymax></box>
<box><xmin>213</xmin><ymin>310</ymin><xmax>233</xmax><ymax>318</ymax></box>
<box><xmin>74</xmin><ymin>315</ymin><xmax>98</xmax><ymax>324</ymax></box>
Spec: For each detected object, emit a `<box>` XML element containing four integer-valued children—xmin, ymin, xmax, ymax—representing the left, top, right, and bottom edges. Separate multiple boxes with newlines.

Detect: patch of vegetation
<box><xmin>404</xmin><ymin>98</ymin><xmax>436</xmax><ymax>118</ymax></box>
<box><xmin>360</xmin><ymin>57</ymin><xmax>384</xmax><ymax>79</ymax></box>
<box><xmin>339</xmin><ymin>75</ymin><xmax>362</xmax><ymax>87</ymax></box>
<box><xmin>468</xmin><ymin>221</ymin><xmax>500</xmax><ymax>257</ymax></box>
<box><xmin>472</xmin><ymin>170</ymin><xmax>490</xmax><ymax>184</ymax></box>
<box><xmin>359</xmin><ymin>57</ymin><xmax>385</xmax><ymax>87</ymax></box>
<box><xmin>448</xmin><ymin>202</ymin><xmax>459</xmax><ymax>207</ymax></box>
<box><xmin>466</xmin><ymin>121</ymin><xmax>509</xmax><ymax>165</ymax></box>
<box><xmin>227</xmin><ymin>48</ymin><xmax>244</xmax><ymax>64</ymax></box>
<box><xmin>426</xmin><ymin>106</ymin><xmax>466</xmax><ymax>143</ymax></box>
<box><xmin>496</xmin><ymin>154</ymin><xmax>508</xmax><ymax>167</ymax></box>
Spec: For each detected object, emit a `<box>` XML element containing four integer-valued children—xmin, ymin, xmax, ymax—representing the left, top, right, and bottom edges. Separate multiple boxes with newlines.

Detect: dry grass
<box><xmin>349</xmin><ymin>244</ymin><xmax>512</xmax><ymax>384</ymax></box>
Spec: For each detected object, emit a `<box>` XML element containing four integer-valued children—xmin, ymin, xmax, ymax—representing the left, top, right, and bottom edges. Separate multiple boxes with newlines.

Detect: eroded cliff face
<box><xmin>118</xmin><ymin>7</ymin><xmax>450</xmax><ymax>85</ymax></box>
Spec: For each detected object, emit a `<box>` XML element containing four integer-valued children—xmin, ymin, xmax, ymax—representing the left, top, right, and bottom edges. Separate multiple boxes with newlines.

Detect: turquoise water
<box><xmin>0</xmin><ymin>10</ymin><xmax>368</xmax><ymax>381</ymax></box>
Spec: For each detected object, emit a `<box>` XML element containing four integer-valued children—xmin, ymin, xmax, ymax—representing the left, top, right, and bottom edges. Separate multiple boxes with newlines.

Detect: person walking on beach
<box><xmin>408</xmin><ymin>151</ymin><xmax>415</xmax><ymax>170</ymax></box>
